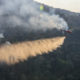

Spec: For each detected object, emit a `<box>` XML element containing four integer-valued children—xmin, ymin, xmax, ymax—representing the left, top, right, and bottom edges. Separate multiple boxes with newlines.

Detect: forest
<box><xmin>0</xmin><ymin>5</ymin><xmax>80</xmax><ymax>80</ymax></box>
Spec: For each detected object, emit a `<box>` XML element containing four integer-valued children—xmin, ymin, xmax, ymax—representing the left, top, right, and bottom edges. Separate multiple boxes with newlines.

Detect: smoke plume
<box><xmin>0</xmin><ymin>37</ymin><xmax>65</xmax><ymax>65</ymax></box>
<box><xmin>0</xmin><ymin>0</ymin><xmax>66</xmax><ymax>65</ymax></box>
<box><xmin>0</xmin><ymin>0</ymin><xmax>68</xmax><ymax>33</ymax></box>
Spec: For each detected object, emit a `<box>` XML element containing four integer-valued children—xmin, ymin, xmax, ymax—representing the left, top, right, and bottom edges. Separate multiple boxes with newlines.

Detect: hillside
<box><xmin>0</xmin><ymin>2</ymin><xmax>80</xmax><ymax>80</ymax></box>
<box><xmin>55</xmin><ymin>8</ymin><xmax>80</xmax><ymax>30</ymax></box>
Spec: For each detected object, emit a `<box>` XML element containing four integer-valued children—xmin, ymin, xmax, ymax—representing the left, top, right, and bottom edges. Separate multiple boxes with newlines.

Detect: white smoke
<box><xmin>0</xmin><ymin>33</ymin><xmax>4</xmax><ymax>38</ymax></box>
<box><xmin>0</xmin><ymin>0</ymin><xmax>69</xmax><ymax>32</ymax></box>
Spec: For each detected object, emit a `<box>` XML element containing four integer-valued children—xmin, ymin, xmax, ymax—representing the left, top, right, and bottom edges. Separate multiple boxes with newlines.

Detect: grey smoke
<box><xmin>0</xmin><ymin>0</ymin><xmax>69</xmax><ymax>33</ymax></box>
<box><xmin>0</xmin><ymin>33</ymin><xmax>4</xmax><ymax>38</ymax></box>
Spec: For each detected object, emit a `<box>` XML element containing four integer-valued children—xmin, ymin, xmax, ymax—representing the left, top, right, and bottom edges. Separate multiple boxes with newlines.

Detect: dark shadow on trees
<box><xmin>0</xmin><ymin>30</ymin><xmax>80</xmax><ymax>80</ymax></box>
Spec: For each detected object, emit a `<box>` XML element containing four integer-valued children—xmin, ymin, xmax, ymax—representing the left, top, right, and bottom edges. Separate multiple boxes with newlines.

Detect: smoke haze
<box><xmin>0</xmin><ymin>0</ymin><xmax>68</xmax><ymax>33</ymax></box>
<box><xmin>0</xmin><ymin>0</ymin><xmax>67</xmax><ymax>65</ymax></box>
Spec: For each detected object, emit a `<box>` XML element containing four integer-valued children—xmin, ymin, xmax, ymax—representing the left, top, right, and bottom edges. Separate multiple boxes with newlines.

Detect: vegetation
<box><xmin>0</xmin><ymin>8</ymin><xmax>80</xmax><ymax>80</ymax></box>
